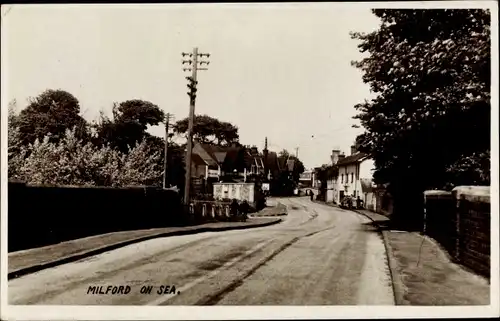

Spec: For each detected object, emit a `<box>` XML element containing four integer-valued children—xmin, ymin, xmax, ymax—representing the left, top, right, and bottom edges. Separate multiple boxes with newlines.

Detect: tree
<box><xmin>8</xmin><ymin>99</ymin><xmax>21</xmax><ymax>159</ymax></box>
<box><xmin>93</xmin><ymin>100</ymin><xmax>165</xmax><ymax>153</ymax></box>
<box><xmin>16</xmin><ymin>89</ymin><xmax>90</xmax><ymax>146</ymax></box>
<box><xmin>9</xmin><ymin>128</ymin><xmax>163</xmax><ymax>187</ymax></box>
<box><xmin>351</xmin><ymin>9</ymin><xmax>490</xmax><ymax>227</ymax></box>
<box><xmin>173</xmin><ymin>114</ymin><xmax>239</xmax><ymax>146</ymax></box>
<box><xmin>274</xmin><ymin>150</ymin><xmax>305</xmax><ymax>195</ymax></box>
<box><xmin>445</xmin><ymin>150</ymin><xmax>490</xmax><ymax>188</ymax></box>
<box><xmin>278</xmin><ymin>149</ymin><xmax>290</xmax><ymax>158</ymax></box>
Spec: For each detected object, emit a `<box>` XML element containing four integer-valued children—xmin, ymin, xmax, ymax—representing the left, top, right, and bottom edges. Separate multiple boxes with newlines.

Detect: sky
<box><xmin>2</xmin><ymin>3</ymin><xmax>381</xmax><ymax>169</ymax></box>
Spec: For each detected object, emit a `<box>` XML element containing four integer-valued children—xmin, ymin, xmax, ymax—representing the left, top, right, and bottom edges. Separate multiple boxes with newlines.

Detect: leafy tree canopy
<box><xmin>173</xmin><ymin>114</ymin><xmax>239</xmax><ymax>146</ymax></box>
<box><xmin>351</xmin><ymin>9</ymin><xmax>490</xmax><ymax>192</ymax></box>
<box><xmin>276</xmin><ymin>149</ymin><xmax>305</xmax><ymax>182</ymax></box>
<box><xmin>16</xmin><ymin>89</ymin><xmax>90</xmax><ymax>146</ymax></box>
<box><xmin>9</xmin><ymin>128</ymin><xmax>163</xmax><ymax>187</ymax></box>
<box><xmin>93</xmin><ymin>100</ymin><xmax>165</xmax><ymax>152</ymax></box>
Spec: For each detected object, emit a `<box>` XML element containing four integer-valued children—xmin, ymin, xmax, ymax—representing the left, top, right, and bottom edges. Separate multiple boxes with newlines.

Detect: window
<box><xmin>341</xmin><ymin>174</ymin><xmax>344</xmax><ymax>183</ymax></box>
<box><xmin>351</xmin><ymin>173</ymin><xmax>354</xmax><ymax>183</ymax></box>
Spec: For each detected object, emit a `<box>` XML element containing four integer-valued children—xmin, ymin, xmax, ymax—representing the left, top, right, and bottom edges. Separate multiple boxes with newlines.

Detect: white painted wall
<box><xmin>338</xmin><ymin>163</ymin><xmax>358</xmax><ymax>197</ymax></box>
<box><xmin>213</xmin><ymin>183</ymin><xmax>255</xmax><ymax>203</ymax></box>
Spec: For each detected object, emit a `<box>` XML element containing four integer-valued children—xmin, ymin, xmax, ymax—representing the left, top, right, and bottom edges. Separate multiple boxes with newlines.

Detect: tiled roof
<box><xmin>197</xmin><ymin>143</ymin><xmax>241</xmax><ymax>166</ymax></box>
<box><xmin>191</xmin><ymin>153</ymin><xmax>207</xmax><ymax>166</ymax></box>
<box><xmin>336</xmin><ymin>152</ymin><xmax>368</xmax><ymax>166</ymax></box>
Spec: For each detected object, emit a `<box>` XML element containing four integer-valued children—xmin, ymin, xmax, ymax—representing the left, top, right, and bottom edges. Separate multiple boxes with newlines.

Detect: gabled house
<box><xmin>244</xmin><ymin>146</ymin><xmax>266</xmax><ymax>176</ymax></box>
<box><xmin>333</xmin><ymin>144</ymin><xmax>376</xmax><ymax>206</ymax></box>
<box><xmin>192</xmin><ymin>142</ymin><xmax>244</xmax><ymax>180</ymax></box>
<box><xmin>192</xmin><ymin>142</ymin><xmax>273</xmax><ymax>182</ymax></box>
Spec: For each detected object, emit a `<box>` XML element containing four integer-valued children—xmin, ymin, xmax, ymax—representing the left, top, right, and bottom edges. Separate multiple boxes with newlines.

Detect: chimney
<box><xmin>251</xmin><ymin>146</ymin><xmax>258</xmax><ymax>155</ymax></box>
<box><xmin>331</xmin><ymin>149</ymin><xmax>340</xmax><ymax>165</ymax></box>
<box><xmin>338</xmin><ymin>154</ymin><xmax>346</xmax><ymax>162</ymax></box>
<box><xmin>350</xmin><ymin>145</ymin><xmax>357</xmax><ymax>155</ymax></box>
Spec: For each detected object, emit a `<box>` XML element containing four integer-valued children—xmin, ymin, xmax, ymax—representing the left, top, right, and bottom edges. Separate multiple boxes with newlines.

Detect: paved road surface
<box><xmin>9</xmin><ymin>197</ymin><xmax>394</xmax><ymax>305</ymax></box>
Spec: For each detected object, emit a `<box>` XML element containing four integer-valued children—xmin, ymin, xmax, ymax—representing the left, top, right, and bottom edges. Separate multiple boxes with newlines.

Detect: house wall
<box><xmin>359</xmin><ymin>159</ymin><xmax>376</xmax><ymax>207</ymax></box>
<box><xmin>364</xmin><ymin>191</ymin><xmax>377</xmax><ymax>211</ymax></box>
<box><xmin>336</xmin><ymin>159</ymin><xmax>376</xmax><ymax>204</ymax></box>
<box><xmin>337</xmin><ymin>163</ymin><xmax>359</xmax><ymax>198</ymax></box>
<box><xmin>326</xmin><ymin>178</ymin><xmax>340</xmax><ymax>203</ymax></box>
<box><xmin>191</xmin><ymin>164</ymin><xmax>207</xmax><ymax>178</ymax></box>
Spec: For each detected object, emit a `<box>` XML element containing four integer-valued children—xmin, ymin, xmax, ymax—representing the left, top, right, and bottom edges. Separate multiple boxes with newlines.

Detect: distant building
<box><xmin>333</xmin><ymin>144</ymin><xmax>376</xmax><ymax>209</ymax></box>
<box><xmin>299</xmin><ymin>170</ymin><xmax>315</xmax><ymax>188</ymax></box>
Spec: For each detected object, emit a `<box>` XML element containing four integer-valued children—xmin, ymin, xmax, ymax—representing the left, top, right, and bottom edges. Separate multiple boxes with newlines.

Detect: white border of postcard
<box><xmin>1</xmin><ymin>1</ymin><xmax>499</xmax><ymax>319</ymax></box>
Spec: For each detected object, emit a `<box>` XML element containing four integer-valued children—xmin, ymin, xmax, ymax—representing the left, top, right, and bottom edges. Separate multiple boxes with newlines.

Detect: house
<box><xmin>244</xmin><ymin>146</ymin><xmax>266</xmax><ymax>176</ymax></box>
<box><xmin>329</xmin><ymin>145</ymin><xmax>376</xmax><ymax>207</ymax></box>
<box><xmin>299</xmin><ymin>170</ymin><xmax>315</xmax><ymax>188</ymax></box>
<box><xmin>192</xmin><ymin>142</ymin><xmax>244</xmax><ymax>180</ymax></box>
<box><xmin>192</xmin><ymin>142</ymin><xmax>275</xmax><ymax>182</ymax></box>
<box><xmin>190</xmin><ymin>153</ymin><xmax>209</xmax><ymax>179</ymax></box>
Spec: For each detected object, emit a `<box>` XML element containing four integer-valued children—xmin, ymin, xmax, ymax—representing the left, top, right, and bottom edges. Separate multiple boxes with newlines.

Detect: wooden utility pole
<box><xmin>163</xmin><ymin>113</ymin><xmax>174</xmax><ymax>189</ymax></box>
<box><xmin>182</xmin><ymin>47</ymin><xmax>210</xmax><ymax>205</ymax></box>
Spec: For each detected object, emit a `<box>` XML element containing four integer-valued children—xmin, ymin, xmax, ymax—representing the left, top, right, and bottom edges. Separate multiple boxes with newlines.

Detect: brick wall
<box><xmin>424</xmin><ymin>186</ymin><xmax>490</xmax><ymax>278</ymax></box>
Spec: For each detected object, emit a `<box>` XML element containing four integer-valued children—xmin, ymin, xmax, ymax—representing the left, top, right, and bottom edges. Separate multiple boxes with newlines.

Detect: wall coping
<box><xmin>213</xmin><ymin>182</ymin><xmax>255</xmax><ymax>186</ymax></box>
<box><xmin>424</xmin><ymin>190</ymin><xmax>452</xmax><ymax>197</ymax></box>
<box><xmin>452</xmin><ymin>186</ymin><xmax>490</xmax><ymax>203</ymax></box>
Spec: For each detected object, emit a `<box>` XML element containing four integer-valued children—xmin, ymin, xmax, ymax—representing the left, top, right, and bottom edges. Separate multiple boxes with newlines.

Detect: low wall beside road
<box><xmin>424</xmin><ymin>186</ymin><xmax>491</xmax><ymax>278</ymax></box>
<box><xmin>8</xmin><ymin>182</ymin><xmax>183</xmax><ymax>252</ymax></box>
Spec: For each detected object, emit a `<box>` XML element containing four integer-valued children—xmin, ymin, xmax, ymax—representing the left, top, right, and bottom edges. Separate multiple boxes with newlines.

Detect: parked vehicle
<box><xmin>340</xmin><ymin>196</ymin><xmax>354</xmax><ymax>209</ymax></box>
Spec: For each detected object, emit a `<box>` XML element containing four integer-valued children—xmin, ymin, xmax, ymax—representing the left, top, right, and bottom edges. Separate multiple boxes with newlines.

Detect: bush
<box><xmin>8</xmin><ymin>127</ymin><xmax>163</xmax><ymax>187</ymax></box>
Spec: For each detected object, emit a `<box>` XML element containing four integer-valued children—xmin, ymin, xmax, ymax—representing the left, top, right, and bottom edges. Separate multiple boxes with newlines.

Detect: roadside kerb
<box><xmin>8</xmin><ymin>217</ymin><xmax>282</xmax><ymax>280</ymax></box>
<box><xmin>352</xmin><ymin>208</ymin><xmax>405</xmax><ymax>306</ymax></box>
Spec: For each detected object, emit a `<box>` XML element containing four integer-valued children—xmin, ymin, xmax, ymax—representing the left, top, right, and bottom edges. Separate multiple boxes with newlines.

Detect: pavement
<box><xmin>314</xmin><ymin>201</ymin><xmax>490</xmax><ymax>305</ymax></box>
<box><xmin>8</xmin><ymin>197</ymin><xmax>395</xmax><ymax>305</ymax></box>
<box><xmin>351</xmin><ymin>206</ymin><xmax>489</xmax><ymax>305</ymax></box>
<box><xmin>8</xmin><ymin>217</ymin><xmax>282</xmax><ymax>280</ymax></box>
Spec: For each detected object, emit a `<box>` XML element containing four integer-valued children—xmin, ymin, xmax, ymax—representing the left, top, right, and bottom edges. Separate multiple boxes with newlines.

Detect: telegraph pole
<box><xmin>163</xmin><ymin>112</ymin><xmax>175</xmax><ymax>189</ymax></box>
<box><xmin>295</xmin><ymin>147</ymin><xmax>299</xmax><ymax>158</ymax></box>
<box><xmin>182</xmin><ymin>47</ymin><xmax>210</xmax><ymax>205</ymax></box>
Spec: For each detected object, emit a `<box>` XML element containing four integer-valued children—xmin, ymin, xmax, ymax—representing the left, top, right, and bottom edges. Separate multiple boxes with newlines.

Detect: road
<box><xmin>9</xmin><ymin>197</ymin><xmax>394</xmax><ymax>305</ymax></box>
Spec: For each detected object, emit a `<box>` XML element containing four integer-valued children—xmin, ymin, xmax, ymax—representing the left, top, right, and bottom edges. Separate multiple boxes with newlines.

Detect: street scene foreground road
<box><xmin>9</xmin><ymin>198</ymin><xmax>394</xmax><ymax>305</ymax></box>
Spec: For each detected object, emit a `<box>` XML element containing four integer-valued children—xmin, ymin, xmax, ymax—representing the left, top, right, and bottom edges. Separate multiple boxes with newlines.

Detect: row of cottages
<box><xmin>325</xmin><ymin>145</ymin><xmax>378</xmax><ymax>211</ymax></box>
<box><xmin>190</xmin><ymin>141</ymin><xmax>292</xmax><ymax>207</ymax></box>
<box><xmin>191</xmin><ymin>141</ymin><xmax>299</xmax><ymax>195</ymax></box>
<box><xmin>192</xmin><ymin>141</ymin><xmax>292</xmax><ymax>181</ymax></box>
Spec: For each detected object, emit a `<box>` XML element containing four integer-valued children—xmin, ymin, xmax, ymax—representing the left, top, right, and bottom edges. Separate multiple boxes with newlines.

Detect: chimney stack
<box><xmin>331</xmin><ymin>149</ymin><xmax>340</xmax><ymax>165</ymax></box>
<box><xmin>338</xmin><ymin>153</ymin><xmax>346</xmax><ymax>162</ymax></box>
<box><xmin>350</xmin><ymin>145</ymin><xmax>357</xmax><ymax>155</ymax></box>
